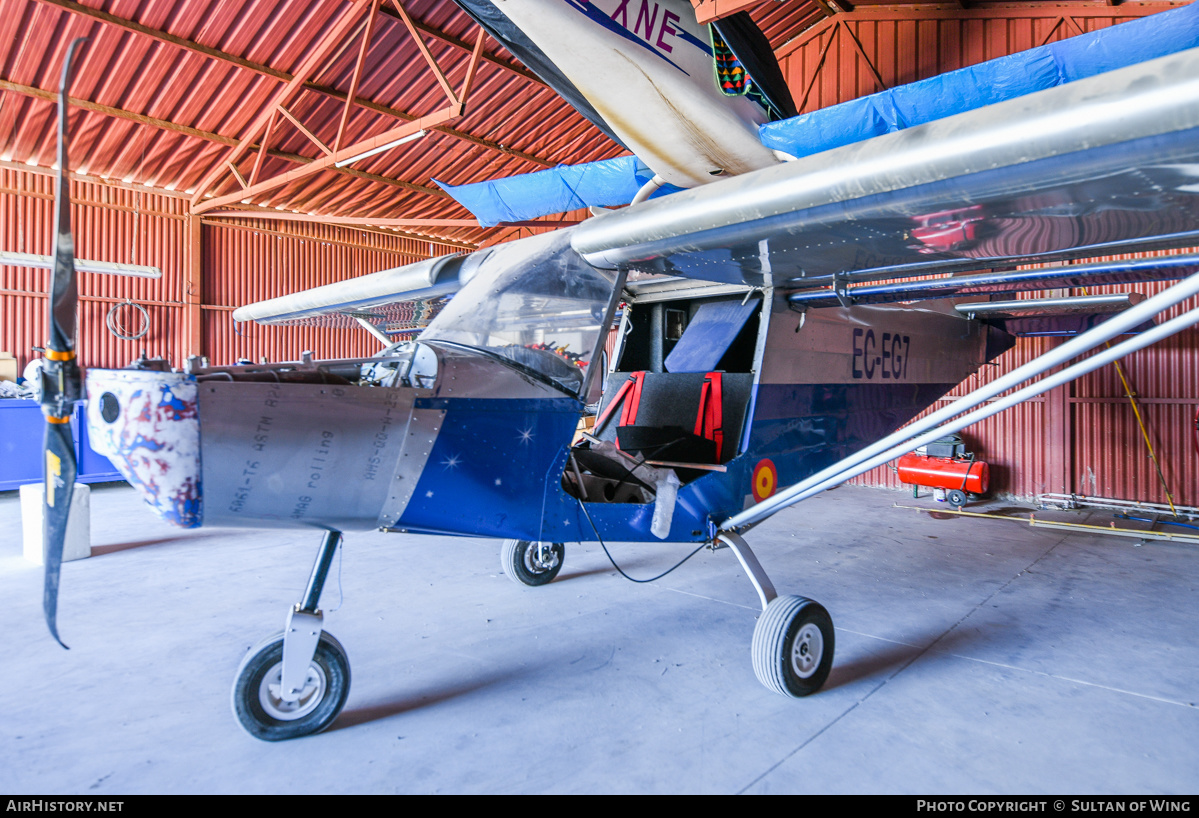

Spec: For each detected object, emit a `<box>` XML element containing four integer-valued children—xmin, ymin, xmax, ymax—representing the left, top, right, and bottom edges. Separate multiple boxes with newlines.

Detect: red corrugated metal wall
<box><xmin>776</xmin><ymin>4</ymin><xmax>1199</xmax><ymax>504</ymax></box>
<box><xmin>200</xmin><ymin>218</ymin><xmax>434</xmax><ymax>365</ymax></box>
<box><xmin>1</xmin><ymin>166</ymin><xmax>444</xmax><ymax>374</ymax></box>
<box><xmin>777</xmin><ymin>8</ymin><xmax>1165</xmax><ymax>113</ymax></box>
<box><xmin>1</xmin><ymin>168</ymin><xmax>189</xmax><ymax>371</ymax></box>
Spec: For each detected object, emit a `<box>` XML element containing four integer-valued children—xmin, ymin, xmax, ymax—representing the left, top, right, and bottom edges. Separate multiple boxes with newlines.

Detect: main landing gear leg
<box><xmin>717</xmin><ymin>531</ymin><xmax>835</xmax><ymax>698</ymax></box>
<box><xmin>231</xmin><ymin>530</ymin><xmax>352</xmax><ymax>741</ymax></box>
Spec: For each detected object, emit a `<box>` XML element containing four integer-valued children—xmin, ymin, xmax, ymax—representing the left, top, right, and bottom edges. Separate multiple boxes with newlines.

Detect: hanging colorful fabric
<box><xmin>712</xmin><ymin>28</ymin><xmax>749</xmax><ymax>96</ymax></box>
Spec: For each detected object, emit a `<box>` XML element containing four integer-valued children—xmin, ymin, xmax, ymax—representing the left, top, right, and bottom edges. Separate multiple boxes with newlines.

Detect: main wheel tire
<box><xmin>231</xmin><ymin>631</ymin><xmax>351</xmax><ymax>741</ymax></box>
<box><xmin>752</xmin><ymin>595</ymin><xmax>835</xmax><ymax>698</ymax></box>
<box><xmin>501</xmin><ymin>539</ymin><xmax>564</xmax><ymax>586</ymax></box>
<box><xmin>946</xmin><ymin>489</ymin><xmax>967</xmax><ymax>508</ymax></box>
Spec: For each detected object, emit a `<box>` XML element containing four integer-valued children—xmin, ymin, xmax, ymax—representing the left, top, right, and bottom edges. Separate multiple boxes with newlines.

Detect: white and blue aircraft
<box><xmin>33</xmin><ymin>1</ymin><xmax>1199</xmax><ymax>739</ymax></box>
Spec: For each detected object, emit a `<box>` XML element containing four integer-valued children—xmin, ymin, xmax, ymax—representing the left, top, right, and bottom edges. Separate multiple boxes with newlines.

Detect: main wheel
<box><xmin>231</xmin><ymin>631</ymin><xmax>351</xmax><ymax>741</ymax></box>
<box><xmin>752</xmin><ymin>595</ymin><xmax>835</xmax><ymax>698</ymax></box>
<box><xmin>946</xmin><ymin>489</ymin><xmax>967</xmax><ymax>508</ymax></box>
<box><xmin>501</xmin><ymin>539</ymin><xmax>564</xmax><ymax>586</ymax></box>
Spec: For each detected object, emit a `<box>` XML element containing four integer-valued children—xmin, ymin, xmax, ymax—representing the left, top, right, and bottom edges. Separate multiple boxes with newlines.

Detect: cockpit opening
<box><xmin>564</xmin><ymin>289</ymin><xmax>765</xmax><ymax>507</ymax></box>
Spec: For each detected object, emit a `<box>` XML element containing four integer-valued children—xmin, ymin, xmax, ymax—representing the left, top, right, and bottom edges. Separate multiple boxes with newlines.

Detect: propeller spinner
<box><xmin>40</xmin><ymin>37</ymin><xmax>88</xmax><ymax>649</ymax></box>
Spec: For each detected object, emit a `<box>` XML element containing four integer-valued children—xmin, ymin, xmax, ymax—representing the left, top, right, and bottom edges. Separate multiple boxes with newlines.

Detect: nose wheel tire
<box><xmin>501</xmin><ymin>539</ymin><xmax>564</xmax><ymax>586</ymax></box>
<box><xmin>752</xmin><ymin>595</ymin><xmax>835</xmax><ymax>698</ymax></box>
<box><xmin>232</xmin><ymin>631</ymin><xmax>351</xmax><ymax>741</ymax></box>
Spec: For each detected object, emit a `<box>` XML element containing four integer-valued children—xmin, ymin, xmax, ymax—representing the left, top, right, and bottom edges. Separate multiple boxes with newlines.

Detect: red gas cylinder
<box><xmin>896</xmin><ymin>453</ymin><xmax>989</xmax><ymax>495</ymax></box>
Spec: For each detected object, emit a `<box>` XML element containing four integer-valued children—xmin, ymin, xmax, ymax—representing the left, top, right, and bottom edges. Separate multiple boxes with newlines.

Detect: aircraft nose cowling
<box><xmin>84</xmin><ymin>369</ymin><xmax>202</xmax><ymax>528</ymax></box>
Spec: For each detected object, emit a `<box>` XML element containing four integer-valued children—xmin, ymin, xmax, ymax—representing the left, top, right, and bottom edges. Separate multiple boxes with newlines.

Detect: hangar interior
<box><xmin>2</xmin><ymin>0</ymin><xmax>1198</xmax><ymax>794</ymax></box>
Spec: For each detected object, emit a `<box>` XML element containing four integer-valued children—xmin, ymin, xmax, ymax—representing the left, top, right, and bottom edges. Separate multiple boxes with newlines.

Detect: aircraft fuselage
<box><xmin>467</xmin><ymin>0</ymin><xmax>781</xmax><ymax>187</ymax></box>
<box><xmin>85</xmin><ymin>291</ymin><xmax>1005</xmax><ymax>544</ymax></box>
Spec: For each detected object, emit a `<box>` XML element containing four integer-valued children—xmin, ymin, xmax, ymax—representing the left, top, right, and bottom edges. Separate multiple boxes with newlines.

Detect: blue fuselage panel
<box><xmin>395</xmin><ymin>397</ymin><xmax>581</xmax><ymax>539</ymax></box>
<box><xmin>404</xmin><ymin>378</ymin><xmax>962</xmax><ymax>544</ymax></box>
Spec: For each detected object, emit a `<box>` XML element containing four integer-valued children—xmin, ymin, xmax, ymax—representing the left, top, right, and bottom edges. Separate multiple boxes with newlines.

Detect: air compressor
<box><xmin>896</xmin><ymin>434</ymin><xmax>989</xmax><ymax>508</ymax></box>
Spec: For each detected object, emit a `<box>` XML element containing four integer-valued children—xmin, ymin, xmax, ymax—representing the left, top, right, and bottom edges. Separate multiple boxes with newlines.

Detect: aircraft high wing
<box><xmin>437</xmin><ymin>0</ymin><xmax>1199</xmax><ymax>226</ymax></box>
<box><xmin>242</xmin><ymin>44</ymin><xmax>1199</xmax><ymax>333</ymax></box>
<box><xmin>573</xmin><ymin>46</ymin><xmax>1199</xmax><ymax>290</ymax></box>
<box><xmin>66</xmin><ymin>7</ymin><xmax>1199</xmax><ymax>741</ymax></box>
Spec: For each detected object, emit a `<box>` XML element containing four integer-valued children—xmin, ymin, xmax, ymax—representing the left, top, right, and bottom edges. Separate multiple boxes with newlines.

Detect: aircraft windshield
<box><xmin>419</xmin><ymin>229</ymin><xmax>617</xmax><ymax>394</ymax></box>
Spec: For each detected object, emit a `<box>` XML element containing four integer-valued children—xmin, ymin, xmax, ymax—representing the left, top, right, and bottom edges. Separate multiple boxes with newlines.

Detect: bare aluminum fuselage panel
<box><xmin>197</xmin><ymin>380</ymin><xmax>441</xmax><ymax>531</ymax></box>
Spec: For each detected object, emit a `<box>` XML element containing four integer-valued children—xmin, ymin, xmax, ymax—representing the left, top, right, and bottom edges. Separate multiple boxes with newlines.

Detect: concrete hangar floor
<box><xmin>2</xmin><ymin>482</ymin><xmax>1196</xmax><ymax>794</ymax></box>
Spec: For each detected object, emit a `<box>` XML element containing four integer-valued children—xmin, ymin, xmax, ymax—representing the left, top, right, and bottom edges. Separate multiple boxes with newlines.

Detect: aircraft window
<box><xmin>420</xmin><ymin>230</ymin><xmax>616</xmax><ymax>395</ymax></box>
<box><xmin>665</xmin><ymin>298</ymin><xmax>759</xmax><ymax>373</ymax></box>
<box><xmin>615</xmin><ymin>295</ymin><xmax>760</xmax><ymax>374</ymax></box>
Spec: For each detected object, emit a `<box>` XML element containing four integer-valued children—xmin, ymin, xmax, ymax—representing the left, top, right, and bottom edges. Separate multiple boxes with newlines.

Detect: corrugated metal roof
<box><xmin>0</xmin><ymin>0</ymin><xmax>630</xmax><ymax>246</ymax></box>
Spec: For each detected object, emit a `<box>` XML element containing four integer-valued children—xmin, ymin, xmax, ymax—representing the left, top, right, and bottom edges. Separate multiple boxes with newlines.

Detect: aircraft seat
<box><xmin>592</xmin><ymin>370</ymin><xmax>753</xmax><ymax>465</ymax></box>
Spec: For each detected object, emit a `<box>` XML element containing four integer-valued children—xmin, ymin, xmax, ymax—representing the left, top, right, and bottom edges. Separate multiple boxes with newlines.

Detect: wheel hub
<box><xmin>259</xmin><ymin>661</ymin><xmax>327</xmax><ymax>721</ymax></box>
<box><xmin>790</xmin><ymin>623</ymin><xmax>824</xmax><ymax>679</ymax></box>
<box><xmin>527</xmin><ymin>543</ymin><xmax>560</xmax><ymax>574</ymax></box>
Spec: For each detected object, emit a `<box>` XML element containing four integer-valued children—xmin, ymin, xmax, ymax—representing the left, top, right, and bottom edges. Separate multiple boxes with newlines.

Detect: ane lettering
<box><xmin>657</xmin><ymin>9</ymin><xmax>679</xmax><ymax>52</ymax></box>
<box><xmin>610</xmin><ymin>0</ymin><xmax>680</xmax><ymax>52</ymax></box>
<box><xmin>610</xmin><ymin>0</ymin><xmax>631</xmax><ymax>27</ymax></box>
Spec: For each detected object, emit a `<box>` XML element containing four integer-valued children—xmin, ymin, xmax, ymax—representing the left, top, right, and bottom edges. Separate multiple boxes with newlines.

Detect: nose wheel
<box><xmin>232</xmin><ymin>631</ymin><xmax>351</xmax><ymax>741</ymax></box>
<box><xmin>232</xmin><ymin>530</ymin><xmax>351</xmax><ymax>740</ymax></box>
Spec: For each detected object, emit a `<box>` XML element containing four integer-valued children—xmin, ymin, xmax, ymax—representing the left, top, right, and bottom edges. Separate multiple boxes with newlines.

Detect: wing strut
<box><xmin>720</xmin><ymin>270</ymin><xmax>1199</xmax><ymax>534</ymax></box>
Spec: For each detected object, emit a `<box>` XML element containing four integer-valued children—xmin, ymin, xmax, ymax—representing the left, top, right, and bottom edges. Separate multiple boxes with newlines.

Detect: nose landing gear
<box><xmin>232</xmin><ymin>630</ymin><xmax>351</xmax><ymax>741</ymax></box>
<box><xmin>232</xmin><ymin>530</ymin><xmax>351</xmax><ymax>740</ymax></box>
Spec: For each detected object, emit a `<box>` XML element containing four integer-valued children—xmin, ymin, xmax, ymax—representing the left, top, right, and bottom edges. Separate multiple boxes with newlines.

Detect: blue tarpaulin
<box><xmin>439</xmin><ymin>3</ymin><xmax>1199</xmax><ymax>226</ymax></box>
<box><xmin>435</xmin><ymin>156</ymin><xmax>680</xmax><ymax>227</ymax></box>
<box><xmin>759</xmin><ymin>3</ymin><xmax>1199</xmax><ymax>158</ymax></box>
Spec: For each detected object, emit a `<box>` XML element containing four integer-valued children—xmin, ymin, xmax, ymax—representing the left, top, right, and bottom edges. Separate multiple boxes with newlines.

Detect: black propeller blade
<box><xmin>40</xmin><ymin>37</ymin><xmax>88</xmax><ymax>649</ymax></box>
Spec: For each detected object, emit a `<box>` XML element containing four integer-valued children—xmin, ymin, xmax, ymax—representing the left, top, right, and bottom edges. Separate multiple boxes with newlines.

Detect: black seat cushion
<box><xmin>615</xmin><ymin>425</ymin><xmax>717</xmax><ymax>464</ymax></box>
